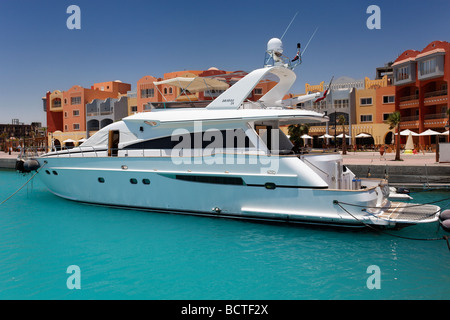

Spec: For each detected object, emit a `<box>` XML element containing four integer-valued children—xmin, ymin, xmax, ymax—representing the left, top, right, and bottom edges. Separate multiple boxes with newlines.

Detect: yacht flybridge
<box><xmin>34</xmin><ymin>39</ymin><xmax>440</xmax><ymax>229</ymax></box>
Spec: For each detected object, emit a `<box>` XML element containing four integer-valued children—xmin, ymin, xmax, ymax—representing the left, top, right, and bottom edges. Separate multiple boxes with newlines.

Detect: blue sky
<box><xmin>0</xmin><ymin>0</ymin><xmax>449</xmax><ymax>125</ymax></box>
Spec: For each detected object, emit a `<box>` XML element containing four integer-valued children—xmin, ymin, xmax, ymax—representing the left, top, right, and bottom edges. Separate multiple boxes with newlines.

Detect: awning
<box><xmin>153</xmin><ymin>76</ymin><xmax>229</xmax><ymax>93</ymax></box>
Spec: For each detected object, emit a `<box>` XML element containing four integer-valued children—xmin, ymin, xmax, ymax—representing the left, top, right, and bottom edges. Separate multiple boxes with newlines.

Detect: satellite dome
<box><xmin>267</xmin><ymin>38</ymin><xmax>283</xmax><ymax>54</ymax></box>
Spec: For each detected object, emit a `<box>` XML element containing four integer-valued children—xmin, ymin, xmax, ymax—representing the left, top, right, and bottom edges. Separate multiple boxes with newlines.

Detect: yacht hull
<box><xmin>37</xmin><ymin>156</ymin><xmax>440</xmax><ymax>229</ymax></box>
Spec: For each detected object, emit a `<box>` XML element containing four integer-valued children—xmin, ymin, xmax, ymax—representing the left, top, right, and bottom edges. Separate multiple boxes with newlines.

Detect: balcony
<box><xmin>399</xmin><ymin>94</ymin><xmax>419</xmax><ymax>102</ymax></box>
<box><xmin>424</xmin><ymin>89</ymin><xmax>447</xmax><ymax>98</ymax></box>
<box><xmin>424</xmin><ymin>112</ymin><xmax>447</xmax><ymax>120</ymax></box>
<box><xmin>424</xmin><ymin>112</ymin><xmax>448</xmax><ymax>128</ymax></box>
<box><xmin>424</xmin><ymin>89</ymin><xmax>448</xmax><ymax>106</ymax></box>
<box><xmin>401</xmin><ymin>115</ymin><xmax>419</xmax><ymax>122</ymax></box>
<box><xmin>399</xmin><ymin>94</ymin><xmax>419</xmax><ymax>109</ymax></box>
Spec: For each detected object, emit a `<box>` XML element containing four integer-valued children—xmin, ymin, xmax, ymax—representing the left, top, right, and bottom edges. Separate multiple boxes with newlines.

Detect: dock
<box><xmin>0</xmin><ymin>152</ymin><xmax>19</xmax><ymax>169</ymax></box>
<box><xmin>343</xmin><ymin>151</ymin><xmax>450</xmax><ymax>189</ymax></box>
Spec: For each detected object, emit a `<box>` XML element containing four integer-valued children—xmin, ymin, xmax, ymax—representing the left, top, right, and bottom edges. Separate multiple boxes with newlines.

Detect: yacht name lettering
<box><xmin>222</xmin><ymin>98</ymin><xmax>234</xmax><ymax>105</ymax></box>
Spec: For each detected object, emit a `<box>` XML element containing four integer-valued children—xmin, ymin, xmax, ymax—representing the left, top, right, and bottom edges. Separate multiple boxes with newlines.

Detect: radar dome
<box><xmin>267</xmin><ymin>38</ymin><xmax>283</xmax><ymax>54</ymax></box>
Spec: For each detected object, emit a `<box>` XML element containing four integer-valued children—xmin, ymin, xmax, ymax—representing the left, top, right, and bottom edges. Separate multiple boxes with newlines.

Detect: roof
<box><xmin>153</xmin><ymin>76</ymin><xmax>229</xmax><ymax>93</ymax></box>
<box><xmin>123</xmin><ymin>108</ymin><xmax>328</xmax><ymax>124</ymax></box>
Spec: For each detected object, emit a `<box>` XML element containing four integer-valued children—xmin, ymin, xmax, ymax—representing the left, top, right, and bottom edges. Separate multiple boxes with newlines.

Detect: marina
<box><xmin>0</xmin><ymin>0</ymin><xmax>449</xmax><ymax>303</ymax></box>
<box><xmin>12</xmin><ymin>39</ymin><xmax>441</xmax><ymax>230</ymax></box>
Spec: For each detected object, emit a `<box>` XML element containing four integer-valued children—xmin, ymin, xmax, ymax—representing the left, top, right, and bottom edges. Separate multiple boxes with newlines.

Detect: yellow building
<box><xmin>300</xmin><ymin>75</ymin><xmax>395</xmax><ymax>147</ymax></box>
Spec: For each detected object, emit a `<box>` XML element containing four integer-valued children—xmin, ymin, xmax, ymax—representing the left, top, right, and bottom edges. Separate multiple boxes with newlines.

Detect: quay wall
<box><xmin>0</xmin><ymin>158</ymin><xmax>16</xmax><ymax>169</ymax></box>
<box><xmin>346</xmin><ymin>164</ymin><xmax>450</xmax><ymax>188</ymax></box>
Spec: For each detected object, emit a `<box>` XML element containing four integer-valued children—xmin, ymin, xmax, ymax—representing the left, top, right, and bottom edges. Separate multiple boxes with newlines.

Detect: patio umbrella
<box><xmin>404</xmin><ymin>132</ymin><xmax>414</xmax><ymax>154</ymax></box>
<box><xmin>319</xmin><ymin>134</ymin><xmax>334</xmax><ymax>139</ymax></box>
<box><xmin>336</xmin><ymin>134</ymin><xmax>351</xmax><ymax>139</ymax></box>
<box><xmin>63</xmin><ymin>139</ymin><xmax>76</xmax><ymax>144</ymax></box>
<box><xmin>442</xmin><ymin>131</ymin><xmax>449</xmax><ymax>136</ymax></box>
<box><xmin>396</xmin><ymin>129</ymin><xmax>419</xmax><ymax>136</ymax></box>
<box><xmin>301</xmin><ymin>134</ymin><xmax>313</xmax><ymax>139</ymax></box>
<box><xmin>419</xmin><ymin>129</ymin><xmax>441</xmax><ymax>136</ymax></box>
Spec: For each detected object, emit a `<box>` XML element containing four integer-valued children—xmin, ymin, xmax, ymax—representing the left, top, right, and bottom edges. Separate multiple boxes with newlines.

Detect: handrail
<box><xmin>38</xmin><ymin>146</ymin><xmax>340</xmax><ymax>159</ymax></box>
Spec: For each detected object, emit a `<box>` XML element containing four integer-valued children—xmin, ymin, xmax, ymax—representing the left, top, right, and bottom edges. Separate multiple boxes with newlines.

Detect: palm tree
<box><xmin>337</xmin><ymin>115</ymin><xmax>347</xmax><ymax>155</ymax></box>
<box><xmin>288</xmin><ymin>123</ymin><xmax>310</xmax><ymax>153</ymax></box>
<box><xmin>386</xmin><ymin>111</ymin><xmax>402</xmax><ymax>161</ymax></box>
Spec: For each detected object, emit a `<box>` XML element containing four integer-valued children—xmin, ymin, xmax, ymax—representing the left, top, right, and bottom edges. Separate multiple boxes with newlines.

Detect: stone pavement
<box><xmin>340</xmin><ymin>151</ymin><xmax>448</xmax><ymax>167</ymax></box>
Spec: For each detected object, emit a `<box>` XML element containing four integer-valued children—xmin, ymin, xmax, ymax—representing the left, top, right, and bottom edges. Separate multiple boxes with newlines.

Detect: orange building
<box><xmin>393</xmin><ymin>40</ymin><xmax>449</xmax><ymax>144</ymax></box>
<box><xmin>62</xmin><ymin>81</ymin><xmax>131</xmax><ymax>132</ymax></box>
<box><xmin>136</xmin><ymin>68</ymin><xmax>277</xmax><ymax>113</ymax></box>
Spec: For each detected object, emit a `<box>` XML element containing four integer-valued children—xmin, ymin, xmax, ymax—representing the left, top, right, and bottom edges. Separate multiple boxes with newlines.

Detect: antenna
<box><xmin>301</xmin><ymin>26</ymin><xmax>319</xmax><ymax>57</ymax></box>
<box><xmin>280</xmin><ymin>12</ymin><xmax>299</xmax><ymax>40</ymax></box>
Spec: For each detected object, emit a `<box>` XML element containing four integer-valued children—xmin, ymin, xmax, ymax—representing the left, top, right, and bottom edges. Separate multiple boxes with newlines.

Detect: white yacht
<box><xmin>34</xmin><ymin>39</ymin><xmax>440</xmax><ymax>229</ymax></box>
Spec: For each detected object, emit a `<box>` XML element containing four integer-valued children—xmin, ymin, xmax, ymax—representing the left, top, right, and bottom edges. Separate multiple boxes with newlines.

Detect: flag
<box><xmin>315</xmin><ymin>89</ymin><xmax>328</xmax><ymax>103</ymax></box>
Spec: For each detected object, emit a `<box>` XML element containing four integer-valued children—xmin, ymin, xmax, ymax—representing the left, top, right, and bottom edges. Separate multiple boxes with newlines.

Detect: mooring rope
<box><xmin>0</xmin><ymin>163</ymin><xmax>46</xmax><ymax>206</ymax></box>
<box><xmin>334</xmin><ymin>201</ymin><xmax>450</xmax><ymax>251</ymax></box>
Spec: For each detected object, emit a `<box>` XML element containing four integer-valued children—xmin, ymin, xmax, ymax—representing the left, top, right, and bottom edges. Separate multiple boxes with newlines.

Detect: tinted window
<box><xmin>124</xmin><ymin>129</ymin><xmax>254</xmax><ymax>150</ymax></box>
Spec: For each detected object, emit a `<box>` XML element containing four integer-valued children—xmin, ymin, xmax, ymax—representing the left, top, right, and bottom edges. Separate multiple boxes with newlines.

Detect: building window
<box><xmin>141</xmin><ymin>88</ymin><xmax>154</xmax><ymax>98</ymax></box>
<box><xmin>73</xmin><ymin>123</ymin><xmax>80</xmax><ymax>130</ymax></box>
<box><xmin>64</xmin><ymin>125</ymin><xmax>68</xmax><ymax>131</ymax></box>
<box><xmin>169</xmin><ymin>87</ymin><xmax>173</xmax><ymax>94</ymax></box>
<box><xmin>360</xmin><ymin>98</ymin><xmax>373</xmax><ymax>106</ymax></box>
<box><xmin>382</xmin><ymin>113</ymin><xmax>391</xmax><ymax>121</ymax></box>
<box><xmin>254</xmin><ymin>88</ymin><xmax>263</xmax><ymax>95</ymax></box>
<box><xmin>71</xmin><ymin>96</ymin><xmax>81</xmax><ymax>105</ymax></box>
<box><xmin>163</xmin><ymin>88</ymin><xmax>168</xmax><ymax>95</ymax></box>
<box><xmin>64</xmin><ymin>111</ymin><xmax>68</xmax><ymax>118</ymax></box>
<box><xmin>383</xmin><ymin>96</ymin><xmax>395</xmax><ymax>104</ymax></box>
<box><xmin>360</xmin><ymin>115</ymin><xmax>373</xmax><ymax>123</ymax></box>
<box><xmin>73</xmin><ymin>110</ymin><xmax>80</xmax><ymax>117</ymax></box>
<box><xmin>131</xmin><ymin>106</ymin><xmax>138</xmax><ymax>112</ymax></box>
<box><xmin>420</xmin><ymin>58</ymin><xmax>436</xmax><ymax>75</ymax></box>
<box><xmin>333</xmin><ymin>99</ymin><xmax>349</xmax><ymax>108</ymax></box>
<box><xmin>396</xmin><ymin>66</ymin><xmax>410</xmax><ymax>81</ymax></box>
<box><xmin>52</xmin><ymin>98</ymin><xmax>62</xmax><ymax>108</ymax></box>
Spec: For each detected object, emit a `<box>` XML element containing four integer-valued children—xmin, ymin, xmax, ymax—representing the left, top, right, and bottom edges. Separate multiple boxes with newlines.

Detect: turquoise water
<box><xmin>0</xmin><ymin>169</ymin><xmax>450</xmax><ymax>300</ymax></box>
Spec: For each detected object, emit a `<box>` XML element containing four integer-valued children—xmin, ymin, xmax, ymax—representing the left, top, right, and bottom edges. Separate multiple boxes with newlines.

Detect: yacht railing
<box><xmin>37</xmin><ymin>146</ymin><xmax>338</xmax><ymax>159</ymax></box>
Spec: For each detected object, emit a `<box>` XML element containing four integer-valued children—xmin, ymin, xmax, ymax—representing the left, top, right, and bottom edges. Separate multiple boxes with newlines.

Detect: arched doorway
<box><xmin>384</xmin><ymin>132</ymin><xmax>394</xmax><ymax>145</ymax></box>
<box><xmin>100</xmin><ymin>118</ymin><xmax>113</xmax><ymax>129</ymax></box>
<box><xmin>54</xmin><ymin>139</ymin><xmax>61</xmax><ymax>151</ymax></box>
